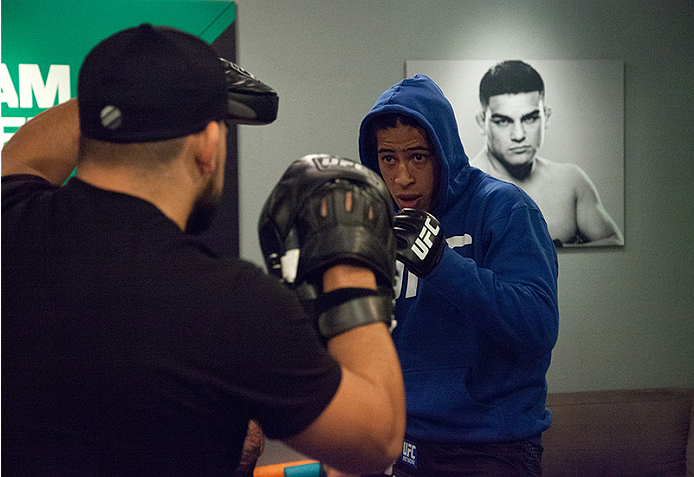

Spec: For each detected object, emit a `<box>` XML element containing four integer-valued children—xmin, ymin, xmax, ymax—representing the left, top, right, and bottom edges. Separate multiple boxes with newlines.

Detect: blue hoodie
<box><xmin>358</xmin><ymin>75</ymin><xmax>559</xmax><ymax>443</ymax></box>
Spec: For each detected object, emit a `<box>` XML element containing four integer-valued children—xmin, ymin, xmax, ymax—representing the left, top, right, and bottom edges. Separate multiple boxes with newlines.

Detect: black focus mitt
<box><xmin>221</xmin><ymin>58</ymin><xmax>278</xmax><ymax>125</ymax></box>
<box><xmin>258</xmin><ymin>155</ymin><xmax>397</xmax><ymax>340</ymax></box>
<box><xmin>258</xmin><ymin>154</ymin><xmax>396</xmax><ymax>291</ymax></box>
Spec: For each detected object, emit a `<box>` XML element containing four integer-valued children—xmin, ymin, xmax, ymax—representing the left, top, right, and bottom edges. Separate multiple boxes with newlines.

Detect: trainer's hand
<box><xmin>258</xmin><ymin>154</ymin><xmax>396</xmax><ymax>291</ymax></box>
<box><xmin>233</xmin><ymin>420</ymin><xmax>264</xmax><ymax>477</ymax></box>
<box><xmin>394</xmin><ymin>208</ymin><xmax>445</xmax><ymax>278</ymax></box>
<box><xmin>220</xmin><ymin>58</ymin><xmax>279</xmax><ymax>125</ymax></box>
<box><xmin>258</xmin><ymin>154</ymin><xmax>397</xmax><ymax>341</ymax></box>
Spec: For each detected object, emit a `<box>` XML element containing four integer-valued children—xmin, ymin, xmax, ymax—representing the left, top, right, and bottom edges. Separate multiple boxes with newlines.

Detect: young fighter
<box><xmin>356</xmin><ymin>74</ymin><xmax>559</xmax><ymax>476</ymax></box>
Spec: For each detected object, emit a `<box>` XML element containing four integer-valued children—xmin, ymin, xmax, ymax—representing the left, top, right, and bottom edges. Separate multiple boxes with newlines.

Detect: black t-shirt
<box><xmin>1</xmin><ymin>175</ymin><xmax>342</xmax><ymax>476</ymax></box>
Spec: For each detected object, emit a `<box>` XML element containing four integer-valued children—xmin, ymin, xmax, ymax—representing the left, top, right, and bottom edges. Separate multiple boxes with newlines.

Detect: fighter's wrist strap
<box><xmin>316</xmin><ymin>289</ymin><xmax>394</xmax><ymax>341</ymax></box>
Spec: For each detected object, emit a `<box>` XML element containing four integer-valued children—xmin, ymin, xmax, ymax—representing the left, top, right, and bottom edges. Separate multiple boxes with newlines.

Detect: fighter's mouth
<box><xmin>396</xmin><ymin>195</ymin><xmax>421</xmax><ymax>208</ymax></box>
<box><xmin>509</xmin><ymin>146</ymin><xmax>532</xmax><ymax>154</ymax></box>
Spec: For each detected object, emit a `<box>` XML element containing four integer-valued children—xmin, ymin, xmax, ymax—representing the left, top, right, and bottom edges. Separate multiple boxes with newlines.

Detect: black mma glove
<box><xmin>221</xmin><ymin>58</ymin><xmax>279</xmax><ymax>125</ymax></box>
<box><xmin>258</xmin><ymin>154</ymin><xmax>397</xmax><ymax>341</ymax></box>
<box><xmin>394</xmin><ymin>208</ymin><xmax>446</xmax><ymax>278</ymax></box>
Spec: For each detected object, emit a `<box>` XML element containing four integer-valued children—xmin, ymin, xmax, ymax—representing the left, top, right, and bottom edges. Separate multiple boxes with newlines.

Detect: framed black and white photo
<box><xmin>406</xmin><ymin>60</ymin><xmax>625</xmax><ymax>248</ymax></box>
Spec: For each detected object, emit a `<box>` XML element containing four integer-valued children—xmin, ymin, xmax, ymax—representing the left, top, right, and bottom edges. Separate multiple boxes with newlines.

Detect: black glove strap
<box><xmin>318</xmin><ymin>293</ymin><xmax>394</xmax><ymax>341</ymax></box>
<box><xmin>314</xmin><ymin>287</ymin><xmax>377</xmax><ymax>314</ymax></box>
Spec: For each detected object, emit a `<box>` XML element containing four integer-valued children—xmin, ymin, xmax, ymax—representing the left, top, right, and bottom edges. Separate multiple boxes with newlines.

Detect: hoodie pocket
<box><xmin>403</xmin><ymin>366</ymin><xmax>505</xmax><ymax>438</ymax></box>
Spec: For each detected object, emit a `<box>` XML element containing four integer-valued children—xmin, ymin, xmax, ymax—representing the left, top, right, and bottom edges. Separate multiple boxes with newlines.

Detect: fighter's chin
<box><xmin>504</xmin><ymin>149</ymin><xmax>535</xmax><ymax>165</ymax></box>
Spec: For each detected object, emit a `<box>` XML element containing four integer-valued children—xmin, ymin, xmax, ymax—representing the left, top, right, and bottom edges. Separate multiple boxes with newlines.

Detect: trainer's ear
<box><xmin>475</xmin><ymin>110</ymin><xmax>487</xmax><ymax>135</ymax></box>
<box><xmin>194</xmin><ymin>121</ymin><xmax>222</xmax><ymax>175</ymax></box>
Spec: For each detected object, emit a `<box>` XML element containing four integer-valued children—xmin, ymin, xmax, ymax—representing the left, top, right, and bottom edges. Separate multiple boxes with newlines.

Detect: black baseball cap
<box><xmin>78</xmin><ymin>24</ymin><xmax>227</xmax><ymax>143</ymax></box>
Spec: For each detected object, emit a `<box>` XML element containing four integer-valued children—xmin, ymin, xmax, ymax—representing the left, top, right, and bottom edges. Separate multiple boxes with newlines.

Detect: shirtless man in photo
<box><xmin>470</xmin><ymin>60</ymin><xmax>624</xmax><ymax>247</ymax></box>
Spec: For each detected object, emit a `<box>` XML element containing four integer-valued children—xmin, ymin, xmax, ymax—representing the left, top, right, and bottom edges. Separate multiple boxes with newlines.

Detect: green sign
<box><xmin>1</xmin><ymin>0</ymin><xmax>235</xmax><ymax>146</ymax></box>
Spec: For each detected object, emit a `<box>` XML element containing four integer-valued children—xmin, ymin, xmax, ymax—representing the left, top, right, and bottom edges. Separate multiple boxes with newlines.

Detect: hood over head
<box><xmin>358</xmin><ymin>74</ymin><xmax>469</xmax><ymax>215</ymax></box>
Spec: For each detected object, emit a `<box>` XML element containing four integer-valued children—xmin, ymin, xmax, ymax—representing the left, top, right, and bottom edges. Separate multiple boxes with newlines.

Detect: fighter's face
<box><xmin>376</xmin><ymin>124</ymin><xmax>440</xmax><ymax>212</ymax></box>
<box><xmin>481</xmin><ymin>91</ymin><xmax>549</xmax><ymax>168</ymax></box>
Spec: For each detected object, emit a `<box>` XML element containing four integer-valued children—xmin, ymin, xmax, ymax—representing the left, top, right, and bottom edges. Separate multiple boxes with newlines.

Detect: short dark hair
<box><xmin>77</xmin><ymin>134</ymin><xmax>188</xmax><ymax>169</ymax></box>
<box><xmin>479</xmin><ymin>60</ymin><xmax>545</xmax><ymax>108</ymax></box>
<box><xmin>366</xmin><ymin>113</ymin><xmax>429</xmax><ymax>163</ymax></box>
<box><xmin>370</xmin><ymin>113</ymin><xmax>423</xmax><ymax>134</ymax></box>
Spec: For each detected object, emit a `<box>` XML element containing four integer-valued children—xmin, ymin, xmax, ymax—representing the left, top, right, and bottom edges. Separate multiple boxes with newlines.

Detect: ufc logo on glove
<box><xmin>393</xmin><ymin>209</ymin><xmax>445</xmax><ymax>278</ymax></box>
<box><xmin>410</xmin><ymin>217</ymin><xmax>440</xmax><ymax>260</ymax></box>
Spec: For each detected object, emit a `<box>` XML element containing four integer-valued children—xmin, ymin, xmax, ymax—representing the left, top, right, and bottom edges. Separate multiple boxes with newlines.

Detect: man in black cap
<box><xmin>1</xmin><ymin>24</ymin><xmax>405</xmax><ymax>477</ymax></box>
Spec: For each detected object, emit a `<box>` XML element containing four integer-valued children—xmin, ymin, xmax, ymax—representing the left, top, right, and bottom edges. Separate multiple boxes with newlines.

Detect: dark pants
<box><xmin>391</xmin><ymin>436</ymin><xmax>543</xmax><ymax>477</ymax></box>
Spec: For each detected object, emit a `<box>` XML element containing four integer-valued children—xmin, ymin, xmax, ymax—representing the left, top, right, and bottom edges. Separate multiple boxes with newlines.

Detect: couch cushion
<box><xmin>542</xmin><ymin>388</ymin><xmax>694</xmax><ymax>477</ymax></box>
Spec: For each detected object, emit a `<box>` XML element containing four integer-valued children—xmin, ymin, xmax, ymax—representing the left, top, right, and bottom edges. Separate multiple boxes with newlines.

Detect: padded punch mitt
<box><xmin>258</xmin><ymin>154</ymin><xmax>396</xmax><ymax>292</ymax></box>
<box><xmin>221</xmin><ymin>58</ymin><xmax>278</xmax><ymax>125</ymax></box>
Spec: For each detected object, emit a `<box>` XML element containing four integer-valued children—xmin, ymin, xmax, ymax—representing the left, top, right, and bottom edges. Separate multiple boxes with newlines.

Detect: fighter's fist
<box><xmin>394</xmin><ymin>208</ymin><xmax>445</xmax><ymax>278</ymax></box>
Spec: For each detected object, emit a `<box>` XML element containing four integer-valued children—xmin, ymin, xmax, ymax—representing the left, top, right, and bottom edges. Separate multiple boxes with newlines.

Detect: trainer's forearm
<box><xmin>285</xmin><ymin>321</ymin><xmax>405</xmax><ymax>474</ymax></box>
<box><xmin>316</xmin><ymin>263</ymin><xmax>405</xmax><ymax>471</ymax></box>
<box><xmin>283</xmin><ymin>264</ymin><xmax>405</xmax><ymax>473</ymax></box>
<box><xmin>1</xmin><ymin>98</ymin><xmax>80</xmax><ymax>184</ymax></box>
<box><xmin>322</xmin><ymin>264</ymin><xmax>377</xmax><ymax>292</ymax></box>
<box><xmin>327</xmin><ymin>324</ymin><xmax>405</xmax><ymax>467</ymax></box>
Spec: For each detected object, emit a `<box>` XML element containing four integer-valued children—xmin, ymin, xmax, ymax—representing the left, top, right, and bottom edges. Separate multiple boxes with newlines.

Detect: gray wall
<box><xmin>234</xmin><ymin>0</ymin><xmax>694</xmax><ymax>395</ymax></box>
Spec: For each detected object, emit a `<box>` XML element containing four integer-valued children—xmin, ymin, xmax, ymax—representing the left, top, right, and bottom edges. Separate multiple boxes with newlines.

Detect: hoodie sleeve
<box><xmin>424</xmin><ymin>200</ymin><xmax>559</xmax><ymax>356</ymax></box>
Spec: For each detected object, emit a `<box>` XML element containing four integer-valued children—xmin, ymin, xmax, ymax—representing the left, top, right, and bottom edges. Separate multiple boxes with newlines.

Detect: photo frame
<box><xmin>406</xmin><ymin>59</ymin><xmax>625</xmax><ymax>248</ymax></box>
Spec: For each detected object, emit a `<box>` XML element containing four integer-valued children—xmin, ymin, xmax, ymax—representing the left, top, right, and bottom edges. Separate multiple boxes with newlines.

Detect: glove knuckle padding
<box><xmin>258</xmin><ymin>154</ymin><xmax>396</xmax><ymax>289</ymax></box>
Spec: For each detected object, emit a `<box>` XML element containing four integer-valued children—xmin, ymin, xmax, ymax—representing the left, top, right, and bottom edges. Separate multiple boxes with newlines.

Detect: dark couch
<box><xmin>542</xmin><ymin>388</ymin><xmax>694</xmax><ymax>477</ymax></box>
<box><xmin>254</xmin><ymin>388</ymin><xmax>694</xmax><ymax>476</ymax></box>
